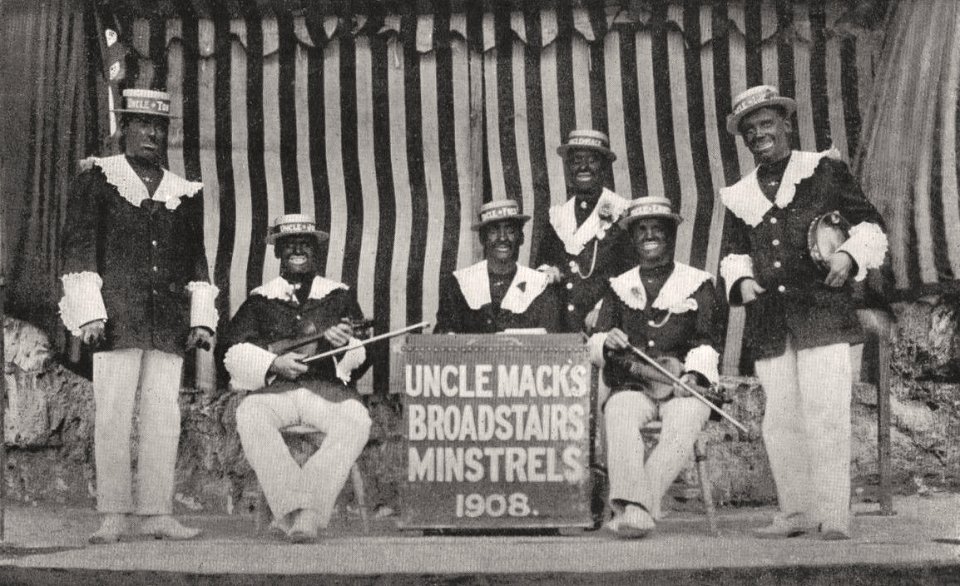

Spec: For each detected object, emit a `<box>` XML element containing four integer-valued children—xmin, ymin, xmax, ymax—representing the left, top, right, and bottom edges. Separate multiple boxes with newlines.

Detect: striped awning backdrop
<box><xmin>114</xmin><ymin>1</ymin><xmax>882</xmax><ymax>389</ymax></box>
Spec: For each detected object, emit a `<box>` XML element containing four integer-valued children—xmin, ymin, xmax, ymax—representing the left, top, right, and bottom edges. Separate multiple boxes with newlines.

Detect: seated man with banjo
<box><xmin>588</xmin><ymin>196</ymin><xmax>730</xmax><ymax>538</ymax></box>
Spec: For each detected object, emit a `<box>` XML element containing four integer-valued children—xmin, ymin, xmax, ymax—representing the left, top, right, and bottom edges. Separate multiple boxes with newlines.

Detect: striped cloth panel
<box><xmin>116</xmin><ymin>1</ymin><xmax>879</xmax><ymax>388</ymax></box>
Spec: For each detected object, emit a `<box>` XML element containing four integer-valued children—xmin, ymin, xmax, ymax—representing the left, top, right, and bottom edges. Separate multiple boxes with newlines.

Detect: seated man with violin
<box><xmin>221</xmin><ymin>214</ymin><xmax>371</xmax><ymax>543</ymax></box>
<box><xmin>435</xmin><ymin>200</ymin><xmax>562</xmax><ymax>334</ymax></box>
<box><xmin>587</xmin><ymin>196</ymin><xmax>725</xmax><ymax>538</ymax></box>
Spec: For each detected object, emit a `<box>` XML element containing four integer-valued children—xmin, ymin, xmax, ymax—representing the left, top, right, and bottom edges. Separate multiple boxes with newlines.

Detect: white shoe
<box><xmin>286</xmin><ymin>509</ymin><xmax>320</xmax><ymax>543</ymax></box>
<box><xmin>138</xmin><ymin>515</ymin><xmax>201</xmax><ymax>540</ymax></box>
<box><xmin>753</xmin><ymin>512</ymin><xmax>815</xmax><ymax>539</ymax></box>
<box><xmin>606</xmin><ymin>505</ymin><xmax>655</xmax><ymax>539</ymax></box>
<box><xmin>89</xmin><ymin>513</ymin><xmax>129</xmax><ymax>544</ymax></box>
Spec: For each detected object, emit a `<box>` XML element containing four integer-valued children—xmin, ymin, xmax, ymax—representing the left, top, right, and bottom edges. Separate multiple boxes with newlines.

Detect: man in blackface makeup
<box><xmin>436</xmin><ymin>200</ymin><xmax>561</xmax><ymax>334</ymax></box>
<box><xmin>221</xmin><ymin>214</ymin><xmax>371</xmax><ymax>543</ymax></box>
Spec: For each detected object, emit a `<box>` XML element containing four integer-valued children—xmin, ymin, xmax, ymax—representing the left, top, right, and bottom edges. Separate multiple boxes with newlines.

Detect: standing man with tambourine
<box><xmin>719</xmin><ymin>86</ymin><xmax>889</xmax><ymax>541</ymax></box>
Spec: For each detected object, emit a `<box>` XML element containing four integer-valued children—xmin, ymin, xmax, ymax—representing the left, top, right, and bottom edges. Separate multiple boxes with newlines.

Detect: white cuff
<box><xmin>187</xmin><ymin>281</ymin><xmax>220</xmax><ymax>330</ymax></box>
<box><xmin>684</xmin><ymin>345</ymin><xmax>720</xmax><ymax>385</ymax></box>
<box><xmin>719</xmin><ymin>254</ymin><xmax>755</xmax><ymax>299</ymax></box>
<box><xmin>334</xmin><ymin>338</ymin><xmax>367</xmax><ymax>384</ymax></box>
<box><xmin>587</xmin><ymin>333</ymin><xmax>607</xmax><ymax>367</ymax></box>
<box><xmin>59</xmin><ymin>272</ymin><xmax>108</xmax><ymax>335</ymax></box>
<box><xmin>836</xmin><ymin>222</ymin><xmax>888</xmax><ymax>282</ymax></box>
<box><xmin>224</xmin><ymin>343</ymin><xmax>277</xmax><ymax>391</ymax></box>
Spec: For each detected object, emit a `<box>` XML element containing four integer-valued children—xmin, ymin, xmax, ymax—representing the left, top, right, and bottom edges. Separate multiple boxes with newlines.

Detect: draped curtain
<box><xmin>0</xmin><ymin>0</ymin><xmax>96</xmax><ymax>336</ymax></box>
<box><xmin>855</xmin><ymin>0</ymin><xmax>960</xmax><ymax>294</ymax></box>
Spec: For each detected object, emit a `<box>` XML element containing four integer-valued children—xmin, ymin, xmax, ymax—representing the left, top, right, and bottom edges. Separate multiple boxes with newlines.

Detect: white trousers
<box><xmin>754</xmin><ymin>337</ymin><xmax>852</xmax><ymax>531</ymax></box>
<box><xmin>604</xmin><ymin>391</ymin><xmax>709</xmax><ymax>518</ymax></box>
<box><xmin>93</xmin><ymin>349</ymin><xmax>183</xmax><ymax>515</ymax></box>
<box><xmin>235</xmin><ymin>388</ymin><xmax>372</xmax><ymax>526</ymax></box>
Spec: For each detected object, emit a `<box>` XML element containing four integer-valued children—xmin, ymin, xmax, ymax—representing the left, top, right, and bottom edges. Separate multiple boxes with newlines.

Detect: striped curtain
<box><xmin>856</xmin><ymin>0</ymin><xmax>960</xmax><ymax>293</ymax></box>
<box><xmin>116</xmin><ymin>1</ymin><xmax>880</xmax><ymax>388</ymax></box>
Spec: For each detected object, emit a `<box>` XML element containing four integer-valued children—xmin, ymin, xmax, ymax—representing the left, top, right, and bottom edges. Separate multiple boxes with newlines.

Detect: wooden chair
<box><xmin>254</xmin><ymin>424</ymin><xmax>370</xmax><ymax>534</ymax></box>
<box><xmin>639</xmin><ymin>420</ymin><xmax>719</xmax><ymax>536</ymax></box>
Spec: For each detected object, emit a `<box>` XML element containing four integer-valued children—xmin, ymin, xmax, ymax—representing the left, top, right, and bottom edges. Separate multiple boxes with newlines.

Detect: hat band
<box><xmin>566</xmin><ymin>137</ymin><xmax>607</xmax><ymax>149</ymax></box>
<box><xmin>630</xmin><ymin>203</ymin><xmax>673</xmax><ymax>217</ymax></box>
<box><xmin>480</xmin><ymin>208</ymin><xmax>521</xmax><ymax>222</ymax></box>
<box><xmin>273</xmin><ymin>222</ymin><xmax>317</xmax><ymax>235</ymax></box>
<box><xmin>123</xmin><ymin>98</ymin><xmax>171</xmax><ymax>115</ymax></box>
<box><xmin>733</xmin><ymin>91</ymin><xmax>778</xmax><ymax>115</ymax></box>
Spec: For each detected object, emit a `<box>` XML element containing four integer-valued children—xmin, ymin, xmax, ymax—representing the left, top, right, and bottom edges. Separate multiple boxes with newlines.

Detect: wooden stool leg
<box><xmin>255</xmin><ymin>487</ymin><xmax>272</xmax><ymax>533</ymax></box>
<box><xmin>694</xmin><ymin>437</ymin><xmax>719</xmax><ymax>536</ymax></box>
<box><xmin>351</xmin><ymin>464</ymin><xmax>369</xmax><ymax>534</ymax></box>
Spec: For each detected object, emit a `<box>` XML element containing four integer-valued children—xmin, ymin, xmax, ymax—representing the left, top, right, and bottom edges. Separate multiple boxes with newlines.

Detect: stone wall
<box><xmin>2</xmin><ymin>295</ymin><xmax>958</xmax><ymax>514</ymax></box>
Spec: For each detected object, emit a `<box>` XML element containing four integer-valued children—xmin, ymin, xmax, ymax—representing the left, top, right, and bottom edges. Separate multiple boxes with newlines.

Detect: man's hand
<box><xmin>537</xmin><ymin>264</ymin><xmax>562</xmax><ymax>284</ymax></box>
<box><xmin>79</xmin><ymin>320</ymin><xmax>106</xmax><ymax>346</ymax></box>
<box><xmin>603</xmin><ymin>328</ymin><xmax>631</xmax><ymax>351</ymax></box>
<box><xmin>672</xmin><ymin>373</ymin><xmax>698</xmax><ymax>398</ymax></box>
<box><xmin>323</xmin><ymin>321</ymin><xmax>354</xmax><ymax>348</ymax></box>
<box><xmin>824</xmin><ymin>251</ymin><xmax>855</xmax><ymax>288</ymax></box>
<box><xmin>269</xmin><ymin>352</ymin><xmax>308</xmax><ymax>380</ymax></box>
<box><xmin>739</xmin><ymin>278</ymin><xmax>767</xmax><ymax>304</ymax></box>
<box><xmin>185</xmin><ymin>327</ymin><xmax>215</xmax><ymax>351</ymax></box>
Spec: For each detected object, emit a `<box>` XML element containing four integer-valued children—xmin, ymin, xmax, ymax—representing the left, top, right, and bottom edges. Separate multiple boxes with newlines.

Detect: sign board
<box><xmin>392</xmin><ymin>334</ymin><xmax>595</xmax><ymax>530</ymax></box>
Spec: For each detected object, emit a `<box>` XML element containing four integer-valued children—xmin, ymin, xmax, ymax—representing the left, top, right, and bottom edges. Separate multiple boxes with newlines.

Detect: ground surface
<box><xmin>0</xmin><ymin>495</ymin><xmax>956</xmax><ymax>584</ymax></box>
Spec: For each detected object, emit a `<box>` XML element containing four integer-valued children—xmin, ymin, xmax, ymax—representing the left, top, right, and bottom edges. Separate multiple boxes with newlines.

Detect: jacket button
<box><xmin>295</xmin><ymin>315</ymin><xmax>302</xmax><ymax>320</ymax></box>
<box><xmin>772</xmin><ymin>239</ymin><xmax>780</xmax><ymax>246</ymax></box>
<box><xmin>486</xmin><ymin>319</ymin><xmax>493</xmax><ymax>324</ymax></box>
<box><xmin>777</xmin><ymin>285</ymin><xmax>786</xmax><ymax>293</ymax></box>
<box><xmin>567</xmin><ymin>304</ymin><xmax>575</xmax><ymax>312</ymax></box>
<box><xmin>647</xmin><ymin>340</ymin><xmax>656</xmax><ymax>347</ymax></box>
<box><xmin>769</xmin><ymin>217</ymin><xmax>778</xmax><ymax>224</ymax></box>
<box><xmin>774</xmin><ymin>261</ymin><xmax>782</xmax><ymax>268</ymax></box>
<box><xmin>647</xmin><ymin>320</ymin><xmax>655</xmax><ymax>326</ymax></box>
<box><xmin>565</xmin><ymin>282</ymin><xmax>573</xmax><ymax>290</ymax></box>
<box><xmin>152</xmin><ymin>289</ymin><xmax>158</xmax><ymax>295</ymax></box>
<box><xmin>151</xmin><ymin>240</ymin><xmax>158</xmax><ymax>247</ymax></box>
<box><xmin>152</xmin><ymin>266</ymin><xmax>158</xmax><ymax>272</ymax></box>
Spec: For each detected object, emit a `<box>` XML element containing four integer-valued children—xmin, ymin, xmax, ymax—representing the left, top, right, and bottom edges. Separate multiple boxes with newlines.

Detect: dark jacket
<box><xmin>60</xmin><ymin>156</ymin><xmax>209</xmax><ymax>355</ymax></box>
<box><xmin>535</xmin><ymin>189</ymin><xmax>637</xmax><ymax>333</ymax></box>
<box><xmin>720</xmin><ymin>151</ymin><xmax>887</xmax><ymax>359</ymax></box>
<box><xmin>435</xmin><ymin>262</ymin><xmax>562</xmax><ymax>334</ymax></box>
<box><xmin>220</xmin><ymin>276</ymin><xmax>369</xmax><ymax>403</ymax></box>
<box><xmin>593</xmin><ymin>263</ymin><xmax>725</xmax><ymax>394</ymax></box>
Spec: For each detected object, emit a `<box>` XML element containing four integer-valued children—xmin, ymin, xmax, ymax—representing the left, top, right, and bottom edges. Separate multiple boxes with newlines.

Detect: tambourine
<box><xmin>807</xmin><ymin>211</ymin><xmax>851</xmax><ymax>270</ymax></box>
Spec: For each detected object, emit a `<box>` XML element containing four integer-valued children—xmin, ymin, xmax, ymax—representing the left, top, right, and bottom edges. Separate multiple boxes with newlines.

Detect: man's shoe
<box><xmin>753</xmin><ymin>512</ymin><xmax>814</xmax><ymax>539</ymax></box>
<box><xmin>286</xmin><ymin>509</ymin><xmax>320</xmax><ymax>544</ymax></box>
<box><xmin>138</xmin><ymin>515</ymin><xmax>201</xmax><ymax>540</ymax></box>
<box><xmin>820</xmin><ymin>529</ymin><xmax>851</xmax><ymax>541</ymax></box>
<box><xmin>89</xmin><ymin>514</ymin><xmax>129</xmax><ymax>544</ymax></box>
<box><xmin>819</xmin><ymin>524</ymin><xmax>851</xmax><ymax>541</ymax></box>
<box><xmin>607</xmin><ymin>505</ymin><xmax>655</xmax><ymax>539</ymax></box>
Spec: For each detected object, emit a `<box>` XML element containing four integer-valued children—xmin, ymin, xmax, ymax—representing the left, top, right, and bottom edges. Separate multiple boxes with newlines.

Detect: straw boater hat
<box><xmin>266</xmin><ymin>213</ymin><xmax>329</xmax><ymax>245</ymax></box>
<box><xmin>556</xmin><ymin>129</ymin><xmax>617</xmax><ymax>162</ymax></box>
<box><xmin>111</xmin><ymin>89</ymin><xmax>177</xmax><ymax>118</ymax></box>
<box><xmin>619</xmin><ymin>196</ymin><xmax>683</xmax><ymax>228</ymax></box>
<box><xmin>471</xmin><ymin>200</ymin><xmax>530</xmax><ymax>231</ymax></box>
<box><xmin>726</xmin><ymin>85</ymin><xmax>797</xmax><ymax>135</ymax></box>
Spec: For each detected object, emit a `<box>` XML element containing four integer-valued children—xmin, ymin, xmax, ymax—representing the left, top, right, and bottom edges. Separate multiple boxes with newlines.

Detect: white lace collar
<box><xmin>251</xmin><ymin>275</ymin><xmax>348</xmax><ymax>304</ymax></box>
<box><xmin>548</xmin><ymin>188</ymin><xmax>631</xmax><ymax>255</ymax></box>
<box><xmin>609</xmin><ymin>263</ymin><xmax>713</xmax><ymax>313</ymax></box>
<box><xmin>719</xmin><ymin>147</ymin><xmax>841</xmax><ymax>227</ymax></box>
<box><xmin>452</xmin><ymin>261</ymin><xmax>550</xmax><ymax>314</ymax></box>
<box><xmin>82</xmin><ymin>154</ymin><xmax>203</xmax><ymax>211</ymax></box>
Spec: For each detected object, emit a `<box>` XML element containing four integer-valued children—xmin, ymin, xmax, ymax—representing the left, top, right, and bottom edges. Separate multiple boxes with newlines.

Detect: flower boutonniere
<box><xmin>667</xmin><ymin>298</ymin><xmax>698</xmax><ymax>315</ymax></box>
<box><xmin>595</xmin><ymin>201</ymin><xmax>616</xmax><ymax>241</ymax></box>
